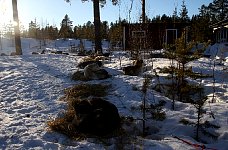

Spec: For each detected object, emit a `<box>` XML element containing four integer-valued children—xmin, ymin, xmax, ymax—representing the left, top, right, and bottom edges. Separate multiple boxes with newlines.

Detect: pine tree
<box><xmin>179</xmin><ymin>86</ymin><xmax>220</xmax><ymax>142</ymax></box>
<box><xmin>208</xmin><ymin>0</ymin><xmax>228</xmax><ymax>21</ymax></box>
<box><xmin>59</xmin><ymin>14</ymin><xmax>73</xmax><ymax>39</ymax></box>
<box><xmin>191</xmin><ymin>14</ymin><xmax>212</xmax><ymax>42</ymax></box>
<box><xmin>174</xmin><ymin>34</ymin><xmax>193</xmax><ymax>102</ymax></box>
<box><xmin>3</xmin><ymin>21</ymin><xmax>14</xmax><ymax>39</ymax></box>
<box><xmin>199</xmin><ymin>4</ymin><xmax>210</xmax><ymax>17</ymax></box>
<box><xmin>28</xmin><ymin>20</ymin><xmax>39</xmax><ymax>38</ymax></box>
<box><xmin>101</xmin><ymin>21</ymin><xmax>109</xmax><ymax>40</ymax></box>
<box><xmin>163</xmin><ymin>44</ymin><xmax>176</xmax><ymax>110</ymax></box>
<box><xmin>191</xmin><ymin>85</ymin><xmax>208</xmax><ymax>141</ymax></box>
<box><xmin>161</xmin><ymin>33</ymin><xmax>209</xmax><ymax>106</ymax></box>
<box><xmin>190</xmin><ymin>3</ymin><xmax>214</xmax><ymax>42</ymax></box>
<box><xmin>85</xmin><ymin>21</ymin><xmax>95</xmax><ymax>40</ymax></box>
<box><xmin>73</xmin><ymin>25</ymin><xmax>83</xmax><ymax>39</ymax></box>
<box><xmin>65</xmin><ymin>0</ymin><xmax>119</xmax><ymax>54</ymax></box>
<box><xmin>47</xmin><ymin>25</ymin><xmax>59</xmax><ymax>40</ymax></box>
<box><xmin>109</xmin><ymin>20</ymin><xmax>124</xmax><ymax>45</ymax></box>
<box><xmin>142</xmin><ymin>76</ymin><xmax>150</xmax><ymax>136</ymax></box>
<box><xmin>73</xmin><ymin>21</ymin><xmax>95</xmax><ymax>40</ymax></box>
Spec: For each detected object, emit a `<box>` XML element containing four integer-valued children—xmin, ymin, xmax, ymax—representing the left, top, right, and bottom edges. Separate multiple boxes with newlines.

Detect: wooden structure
<box><xmin>123</xmin><ymin>23</ymin><xmax>190</xmax><ymax>50</ymax></box>
<box><xmin>210</xmin><ymin>19</ymin><xmax>228</xmax><ymax>43</ymax></box>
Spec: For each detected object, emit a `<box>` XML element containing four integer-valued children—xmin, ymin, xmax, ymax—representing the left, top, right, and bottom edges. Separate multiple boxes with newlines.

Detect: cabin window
<box><xmin>132</xmin><ymin>31</ymin><xmax>146</xmax><ymax>38</ymax></box>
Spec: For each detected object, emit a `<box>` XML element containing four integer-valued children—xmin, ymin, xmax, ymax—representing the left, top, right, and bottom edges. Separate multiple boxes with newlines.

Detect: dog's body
<box><xmin>123</xmin><ymin>59</ymin><xmax>144</xmax><ymax>76</ymax></box>
<box><xmin>84</xmin><ymin>63</ymin><xmax>100</xmax><ymax>80</ymax></box>
<box><xmin>94</xmin><ymin>56</ymin><xmax>106</xmax><ymax>61</ymax></box>
<box><xmin>78</xmin><ymin>60</ymin><xmax>102</xmax><ymax>69</ymax></box>
<box><xmin>84</xmin><ymin>63</ymin><xmax>109</xmax><ymax>80</ymax></box>
<box><xmin>72</xmin><ymin>97</ymin><xmax>121</xmax><ymax>136</ymax></box>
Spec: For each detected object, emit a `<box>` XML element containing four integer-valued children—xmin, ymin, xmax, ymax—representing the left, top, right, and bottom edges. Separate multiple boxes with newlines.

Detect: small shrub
<box><xmin>200</xmin><ymin>121</ymin><xmax>220</xmax><ymax>140</ymax></box>
<box><xmin>151</xmin><ymin>111</ymin><xmax>166</xmax><ymax>121</ymax></box>
<box><xmin>203</xmin><ymin>121</ymin><xmax>220</xmax><ymax>129</ymax></box>
<box><xmin>149</xmin><ymin>100</ymin><xmax>166</xmax><ymax>121</ymax></box>
<box><xmin>132</xmin><ymin>85</ymin><xmax>139</xmax><ymax>91</ymax></box>
<box><xmin>179</xmin><ymin>118</ymin><xmax>195</xmax><ymax>125</ymax></box>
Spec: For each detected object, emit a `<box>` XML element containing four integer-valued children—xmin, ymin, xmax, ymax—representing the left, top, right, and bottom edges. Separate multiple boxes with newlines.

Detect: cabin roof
<box><xmin>210</xmin><ymin>19</ymin><xmax>228</xmax><ymax>28</ymax></box>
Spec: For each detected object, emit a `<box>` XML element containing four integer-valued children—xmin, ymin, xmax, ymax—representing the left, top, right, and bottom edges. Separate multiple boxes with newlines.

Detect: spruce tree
<box><xmin>179</xmin><ymin>0</ymin><xmax>189</xmax><ymax>23</ymax></box>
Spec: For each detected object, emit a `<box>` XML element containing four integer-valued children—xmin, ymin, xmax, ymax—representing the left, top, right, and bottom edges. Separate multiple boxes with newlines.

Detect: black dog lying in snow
<box><xmin>72</xmin><ymin>97</ymin><xmax>121</xmax><ymax>136</ymax></box>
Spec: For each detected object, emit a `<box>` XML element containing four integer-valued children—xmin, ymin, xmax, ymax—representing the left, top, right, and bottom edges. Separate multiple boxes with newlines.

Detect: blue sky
<box><xmin>0</xmin><ymin>0</ymin><xmax>212</xmax><ymax>30</ymax></box>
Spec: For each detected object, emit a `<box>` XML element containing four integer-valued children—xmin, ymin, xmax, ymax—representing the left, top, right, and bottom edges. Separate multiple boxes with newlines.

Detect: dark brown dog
<box><xmin>123</xmin><ymin>59</ymin><xmax>144</xmax><ymax>76</ymax></box>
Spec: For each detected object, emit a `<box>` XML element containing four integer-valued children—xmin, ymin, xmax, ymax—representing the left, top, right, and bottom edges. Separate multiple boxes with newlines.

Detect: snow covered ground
<box><xmin>0</xmin><ymin>38</ymin><xmax>227</xmax><ymax>149</ymax></box>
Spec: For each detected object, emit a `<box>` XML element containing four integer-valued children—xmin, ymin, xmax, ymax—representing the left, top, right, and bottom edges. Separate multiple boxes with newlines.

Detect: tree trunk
<box><xmin>93</xmin><ymin>0</ymin><xmax>102</xmax><ymax>54</ymax></box>
<box><xmin>142</xmin><ymin>0</ymin><xmax>146</xmax><ymax>23</ymax></box>
<box><xmin>0</xmin><ymin>32</ymin><xmax>2</xmax><ymax>50</ymax></box>
<box><xmin>12</xmin><ymin>0</ymin><xmax>22</xmax><ymax>55</ymax></box>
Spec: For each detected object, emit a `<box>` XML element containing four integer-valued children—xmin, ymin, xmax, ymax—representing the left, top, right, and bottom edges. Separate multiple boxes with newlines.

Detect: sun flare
<box><xmin>0</xmin><ymin>0</ymin><xmax>13</xmax><ymax>31</ymax></box>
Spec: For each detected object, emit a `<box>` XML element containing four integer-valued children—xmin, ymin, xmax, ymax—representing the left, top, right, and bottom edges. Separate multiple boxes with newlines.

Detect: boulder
<box><xmin>72</xmin><ymin>98</ymin><xmax>121</xmax><ymax>136</ymax></box>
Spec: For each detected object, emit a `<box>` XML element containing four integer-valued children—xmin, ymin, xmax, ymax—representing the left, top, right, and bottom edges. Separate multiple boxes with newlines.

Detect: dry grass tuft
<box><xmin>47</xmin><ymin>109</ymin><xmax>85</xmax><ymax>139</ymax></box>
<box><xmin>64</xmin><ymin>84</ymin><xmax>109</xmax><ymax>99</ymax></box>
<box><xmin>47</xmin><ymin>83</ymin><xmax>111</xmax><ymax>139</ymax></box>
<box><xmin>82</xmin><ymin>56</ymin><xmax>96</xmax><ymax>62</ymax></box>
